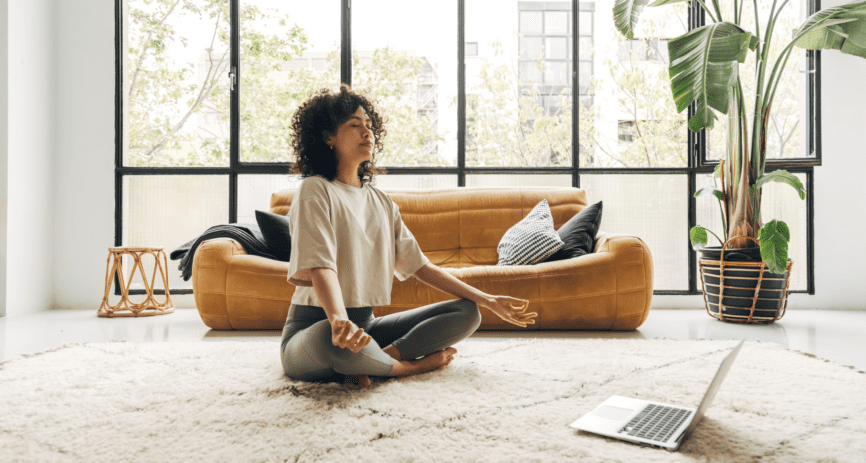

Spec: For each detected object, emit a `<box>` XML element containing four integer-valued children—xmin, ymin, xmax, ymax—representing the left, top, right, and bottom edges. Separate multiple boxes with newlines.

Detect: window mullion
<box><xmin>229</xmin><ymin>0</ymin><xmax>239</xmax><ymax>225</ymax></box>
<box><xmin>342</xmin><ymin>0</ymin><xmax>351</xmax><ymax>85</ymax></box>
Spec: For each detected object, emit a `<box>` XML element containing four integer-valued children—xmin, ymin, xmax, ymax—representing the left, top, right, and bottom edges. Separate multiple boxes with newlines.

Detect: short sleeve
<box><xmin>392</xmin><ymin>201</ymin><xmax>430</xmax><ymax>281</ymax></box>
<box><xmin>287</xmin><ymin>180</ymin><xmax>339</xmax><ymax>287</ymax></box>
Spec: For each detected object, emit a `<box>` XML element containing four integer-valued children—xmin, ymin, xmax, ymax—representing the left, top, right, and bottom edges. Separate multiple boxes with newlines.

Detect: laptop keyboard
<box><xmin>619</xmin><ymin>404</ymin><xmax>692</xmax><ymax>443</ymax></box>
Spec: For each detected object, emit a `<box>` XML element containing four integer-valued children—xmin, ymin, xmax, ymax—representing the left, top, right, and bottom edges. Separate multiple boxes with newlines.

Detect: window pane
<box><xmin>122</xmin><ymin>176</ymin><xmax>229</xmax><ymax>291</ymax></box>
<box><xmin>578</xmin><ymin>0</ymin><xmax>688</xmax><ymax>168</ymax></box>
<box><xmin>353</xmin><ymin>0</ymin><xmax>458</xmax><ymax>166</ymax></box>
<box><xmin>706</xmin><ymin>0</ymin><xmax>812</xmax><ymax>161</ymax></box>
<box><xmin>545</xmin><ymin>37</ymin><xmax>567</xmax><ymax>59</ymax></box>
<box><xmin>519</xmin><ymin>61</ymin><xmax>543</xmax><ymax>83</ymax></box>
<box><xmin>520</xmin><ymin>11</ymin><xmax>543</xmax><ymax>34</ymax></box>
<box><xmin>578</xmin><ymin>37</ymin><xmax>591</xmax><ymax>55</ymax></box>
<box><xmin>545</xmin><ymin>11</ymin><xmax>568</xmax><ymax>35</ymax></box>
<box><xmin>467</xmin><ymin>0</ymin><xmax>572</xmax><ymax>168</ymax></box>
<box><xmin>125</xmin><ymin>0</ymin><xmax>230</xmax><ymax>167</ymax></box>
<box><xmin>544</xmin><ymin>61</ymin><xmax>569</xmax><ymax>86</ymax></box>
<box><xmin>579</xmin><ymin>174</ymin><xmax>689</xmax><ymax>291</ymax></box>
<box><xmin>466</xmin><ymin>42</ymin><xmax>479</xmax><ymax>57</ymax></box>
<box><xmin>578</xmin><ymin>11</ymin><xmax>592</xmax><ymax>36</ymax></box>
<box><xmin>239</xmin><ymin>1</ymin><xmax>340</xmax><ymax>163</ymax></box>
<box><xmin>695</xmin><ymin>172</ymin><xmax>807</xmax><ymax>291</ymax></box>
<box><xmin>520</xmin><ymin>36</ymin><xmax>543</xmax><ymax>60</ymax></box>
<box><xmin>578</xmin><ymin>61</ymin><xmax>591</xmax><ymax>88</ymax></box>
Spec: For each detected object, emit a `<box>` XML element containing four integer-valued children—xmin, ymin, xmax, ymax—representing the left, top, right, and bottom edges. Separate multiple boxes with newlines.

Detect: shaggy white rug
<box><xmin>1</xmin><ymin>339</ymin><xmax>864</xmax><ymax>463</ymax></box>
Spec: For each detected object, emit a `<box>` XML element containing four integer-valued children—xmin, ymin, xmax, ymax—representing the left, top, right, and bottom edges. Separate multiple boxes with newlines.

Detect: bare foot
<box><xmin>411</xmin><ymin>347</ymin><xmax>457</xmax><ymax>375</ymax></box>
<box><xmin>343</xmin><ymin>374</ymin><xmax>371</xmax><ymax>389</ymax></box>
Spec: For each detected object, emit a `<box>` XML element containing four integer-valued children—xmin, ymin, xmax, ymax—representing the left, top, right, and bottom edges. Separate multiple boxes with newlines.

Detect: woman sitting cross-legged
<box><xmin>281</xmin><ymin>84</ymin><xmax>536</xmax><ymax>389</ymax></box>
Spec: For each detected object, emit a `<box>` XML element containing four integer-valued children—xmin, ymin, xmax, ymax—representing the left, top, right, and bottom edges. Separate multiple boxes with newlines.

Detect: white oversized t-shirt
<box><xmin>286</xmin><ymin>174</ymin><xmax>430</xmax><ymax>307</ymax></box>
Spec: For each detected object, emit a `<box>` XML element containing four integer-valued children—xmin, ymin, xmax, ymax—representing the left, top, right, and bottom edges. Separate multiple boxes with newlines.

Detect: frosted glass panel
<box><xmin>465</xmin><ymin>174</ymin><xmax>572</xmax><ymax>188</ymax></box>
<box><xmin>579</xmin><ymin>174</ymin><xmax>689</xmax><ymax>290</ymax></box>
<box><xmin>695</xmin><ymin>172</ymin><xmax>807</xmax><ymax>291</ymax></box>
<box><xmin>370</xmin><ymin>175</ymin><xmax>457</xmax><ymax>190</ymax></box>
<box><xmin>237</xmin><ymin>174</ymin><xmax>303</xmax><ymax>224</ymax></box>
<box><xmin>122</xmin><ymin>176</ymin><xmax>229</xmax><ymax>291</ymax></box>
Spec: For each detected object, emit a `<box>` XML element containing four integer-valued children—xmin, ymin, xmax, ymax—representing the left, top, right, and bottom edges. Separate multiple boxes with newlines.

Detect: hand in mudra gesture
<box><xmin>477</xmin><ymin>295</ymin><xmax>536</xmax><ymax>327</ymax></box>
<box><xmin>331</xmin><ymin>319</ymin><xmax>373</xmax><ymax>353</ymax></box>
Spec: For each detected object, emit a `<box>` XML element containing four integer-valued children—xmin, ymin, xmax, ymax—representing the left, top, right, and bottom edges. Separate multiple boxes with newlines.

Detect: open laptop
<box><xmin>569</xmin><ymin>340</ymin><xmax>744</xmax><ymax>451</ymax></box>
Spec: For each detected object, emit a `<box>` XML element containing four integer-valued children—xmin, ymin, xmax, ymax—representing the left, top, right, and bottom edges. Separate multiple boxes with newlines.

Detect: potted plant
<box><xmin>611</xmin><ymin>0</ymin><xmax>866</xmax><ymax>322</ymax></box>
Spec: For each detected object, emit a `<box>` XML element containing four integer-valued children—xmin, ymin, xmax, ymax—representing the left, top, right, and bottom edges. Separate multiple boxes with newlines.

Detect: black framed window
<box><xmin>115</xmin><ymin>0</ymin><xmax>817</xmax><ymax>296</ymax></box>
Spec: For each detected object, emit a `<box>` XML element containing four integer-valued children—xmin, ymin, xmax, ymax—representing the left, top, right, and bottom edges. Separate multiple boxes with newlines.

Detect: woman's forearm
<box><xmin>310</xmin><ymin>268</ymin><xmax>350</xmax><ymax>324</ymax></box>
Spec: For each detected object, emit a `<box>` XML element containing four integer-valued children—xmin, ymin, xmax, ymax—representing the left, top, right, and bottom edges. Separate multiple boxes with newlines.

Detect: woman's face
<box><xmin>328</xmin><ymin>106</ymin><xmax>374</xmax><ymax>165</ymax></box>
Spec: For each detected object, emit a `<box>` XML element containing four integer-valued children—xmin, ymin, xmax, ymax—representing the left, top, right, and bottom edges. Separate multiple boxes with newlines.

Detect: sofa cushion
<box><xmin>543</xmin><ymin>201</ymin><xmax>603</xmax><ymax>263</ymax></box>
<box><xmin>255</xmin><ymin>210</ymin><xmax>292</xmax><ymax>262</ymax></box>
<box><xmin>495</xmin><ymin>199</ymin><xmax>564</xmax><ymax>266</ymax></box>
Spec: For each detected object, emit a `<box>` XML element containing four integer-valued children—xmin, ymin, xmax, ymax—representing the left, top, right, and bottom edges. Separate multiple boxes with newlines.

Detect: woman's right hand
<box><xmin>331</xmin><ymin>319</ymin><xmax>373</xmax><ymax>353</ymax></box>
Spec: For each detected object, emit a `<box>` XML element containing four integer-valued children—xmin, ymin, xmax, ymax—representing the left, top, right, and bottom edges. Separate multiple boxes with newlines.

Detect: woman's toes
<box><xmin>344</xmin><ymin>374</ymin><xmax>371</xmax><ymax>389</ymax></box>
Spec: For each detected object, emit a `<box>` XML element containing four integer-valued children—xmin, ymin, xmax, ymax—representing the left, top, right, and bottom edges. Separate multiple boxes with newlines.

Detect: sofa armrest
<box><xmin>192</xmin><ymin>238</ymin><xmax>297</xmax><ymax>330</ymax></box>
<box><xmin>191</xmin><ymin>238</ymin><xmax>249</xmax><ymax>329</ymax></box>
<box><xmin>592</xmin><ymin>231</ymin><xmax>654</xmax><ymax>329</ymax></box>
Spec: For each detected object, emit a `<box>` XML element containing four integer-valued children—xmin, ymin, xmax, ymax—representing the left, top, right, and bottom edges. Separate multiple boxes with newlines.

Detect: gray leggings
<box><xmin>280</xmin><ymin>298</ymin><xmax>482</xmax><ymax>383</ymax></box>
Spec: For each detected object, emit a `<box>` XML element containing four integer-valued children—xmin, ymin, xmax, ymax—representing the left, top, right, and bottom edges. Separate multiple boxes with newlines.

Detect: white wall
<box><xmin>0</xmin><ymin>0</ymin><xmax>55</xmax><ymax>318</ymax></box>
<box><xmin>51</xmin><ymin>0</ymin><xmax>115</xmax><ymax>312</ymax></box>
<box><xmin>0</xmin><ymin>0</ymin><xmax>8</xmax><ymax>317</ymax></box>
<box><xmin>0</xmin><ymin>0</ymin><xmax>861</xmax><ymax>316</ymax></box>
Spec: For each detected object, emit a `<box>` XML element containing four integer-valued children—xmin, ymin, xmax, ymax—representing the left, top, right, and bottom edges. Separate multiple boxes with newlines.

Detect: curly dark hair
<box><xmin>288</xmin><ymin>84</ymin><xmax>387</xmax><ymax>186</ymax></box>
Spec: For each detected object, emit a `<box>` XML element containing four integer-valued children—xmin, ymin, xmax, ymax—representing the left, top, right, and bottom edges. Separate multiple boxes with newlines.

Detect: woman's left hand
<box><xmin>477</xmin><ymin>295</ymin><xmax>536</xmax><ymax>327</ymax></box>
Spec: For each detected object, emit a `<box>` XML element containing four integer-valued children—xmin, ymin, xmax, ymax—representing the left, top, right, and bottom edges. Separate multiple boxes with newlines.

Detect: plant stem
<box><xmin>750</xmin><ymin>0</ymin><xmax>778</xmax><ymax>190</ymax></box>
<box><xmin>707</xmin><ymin>229</ymin><xmax>725</xmax><ymax>246</ymax></box>
<box><xmin>717</xmin><ymin>160</ymin><xmax>729</xmax><ymax>239</ymax></box>
<box><xmin>753</xmin><ymin>0</ymin><xmax>762</xmax><ymax>53</ymax></box>
<box><xmin>710</xmin><ymin>0</ymin><xmax>723</xmax><ymax>23</ymax></box>
<box><xmin>695</xmin><ymin>0</ymin><xmax>719</xmax><ymax>23</ymax></box>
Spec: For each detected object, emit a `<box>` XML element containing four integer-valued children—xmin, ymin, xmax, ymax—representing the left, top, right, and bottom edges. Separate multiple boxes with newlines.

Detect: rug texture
<box><xmin>1</xmin><ymin>339</ymin><xmax>864</xmax><ymax>463</ymax></box>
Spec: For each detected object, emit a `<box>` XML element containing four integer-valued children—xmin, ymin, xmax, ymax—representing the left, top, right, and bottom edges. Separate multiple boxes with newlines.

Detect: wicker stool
<box><xmin>98</xmin><ymin>246</ymin><xmax>175</xmax><ymax>318</ymax></box>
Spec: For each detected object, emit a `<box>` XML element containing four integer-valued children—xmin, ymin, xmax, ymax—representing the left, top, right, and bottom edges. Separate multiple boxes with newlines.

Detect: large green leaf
<box><xmin>758</xmin><ymin>220</ymin><xmax>791</xmax><ymax>275</ymax></box>
<box><xmin>613</xmin><ymin>0</ymin><xmax>652</xmax><ymax>39</ymax></box>
<box><xmin>755</xmin><ymin>170</ymin><xmax>806</xmax><ymax>200</ymax></box>
<box><xmin>794</xmin><ymin>1</ymin><xmax>866</xmax><ymax>59</ymax></box>
<box><xmin>668</xmin><ymin>22</ymin><xmax>754</xmax><ymax>133</ymax></box>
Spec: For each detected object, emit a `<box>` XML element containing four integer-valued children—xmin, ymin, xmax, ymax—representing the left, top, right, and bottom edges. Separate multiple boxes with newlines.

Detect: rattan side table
<box><xmin>98</xmin><ymin>246</ymin><xmax>175</xmax><ymax>317</ymax></box>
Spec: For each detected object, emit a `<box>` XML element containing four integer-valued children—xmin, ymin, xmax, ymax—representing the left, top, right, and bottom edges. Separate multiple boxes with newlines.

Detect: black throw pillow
<box><xmin>542</xmin><ymin>201</ymin><xmax>603</xmax><ymax>263</ymax></box>
<box><xmin>255</xmin><ymin>210</ymin><xmax>292</xmax><ymax>262</ymax></box>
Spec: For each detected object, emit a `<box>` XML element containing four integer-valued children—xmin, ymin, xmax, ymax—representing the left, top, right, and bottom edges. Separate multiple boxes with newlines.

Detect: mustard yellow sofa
<box><xmin>192</xmin><ymin>186</ymin><xmax>654</xmax><ymax>331</ymax></box>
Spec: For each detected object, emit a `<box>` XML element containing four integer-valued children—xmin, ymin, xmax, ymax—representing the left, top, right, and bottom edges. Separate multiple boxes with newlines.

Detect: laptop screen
<box><xmin>679</xmin><ymin>340</ymin><xmax>745</xmax><ymax>440</ymax></box>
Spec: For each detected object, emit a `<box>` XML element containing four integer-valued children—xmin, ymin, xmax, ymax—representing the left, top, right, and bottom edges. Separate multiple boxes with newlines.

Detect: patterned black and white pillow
<box><xmin>496</xmin><ymin>199</ymin><xmax>565</xmax><ymax>266</ymax></box>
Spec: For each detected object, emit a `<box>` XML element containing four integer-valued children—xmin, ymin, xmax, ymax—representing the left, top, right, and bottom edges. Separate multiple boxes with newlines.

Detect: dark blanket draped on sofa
<box><xmin>170</xmin><ymin>224</ymin><xmax>278</xmax><ymax>281</ymax></box>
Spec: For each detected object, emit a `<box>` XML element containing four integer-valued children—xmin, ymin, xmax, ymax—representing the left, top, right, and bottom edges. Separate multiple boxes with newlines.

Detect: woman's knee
<box><xmin>457</xmin><ymin>299</ymin><xmax>482</xmax><ymax>332</ymax></box>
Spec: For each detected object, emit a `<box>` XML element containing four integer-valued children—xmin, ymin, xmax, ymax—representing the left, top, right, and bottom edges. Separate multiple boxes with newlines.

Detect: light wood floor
<box><xmin>2</xmin><ymin>309</ymin><xmax>864</xmax><ymax>371</ymax></box>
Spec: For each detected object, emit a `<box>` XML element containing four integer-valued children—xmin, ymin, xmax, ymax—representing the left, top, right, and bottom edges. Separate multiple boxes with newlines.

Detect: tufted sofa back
<box><xmin>269</xmin><ymin>185</ymin><xmax>590</xmax><ymax>269</ymax></box>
